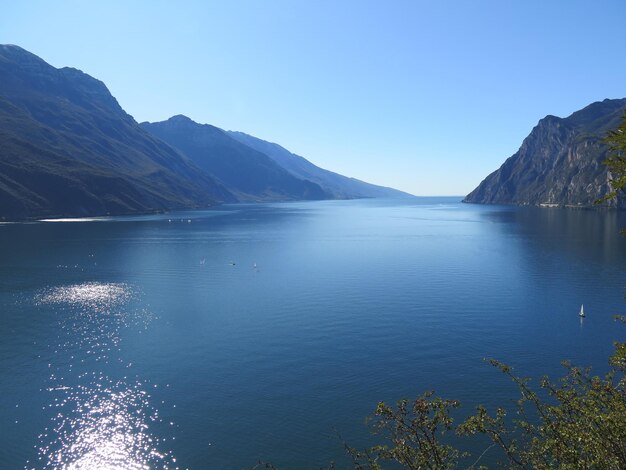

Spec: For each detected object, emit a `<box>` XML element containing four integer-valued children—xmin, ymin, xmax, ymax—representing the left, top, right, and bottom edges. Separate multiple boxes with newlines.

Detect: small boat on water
<box><xmin>579</xmin><ymin>304</ymin><xmax>585</xmax><ymax>318</ymax></box>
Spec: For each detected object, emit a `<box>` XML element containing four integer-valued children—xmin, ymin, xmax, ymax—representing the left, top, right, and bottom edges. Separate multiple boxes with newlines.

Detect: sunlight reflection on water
<box><xmin>32</xmin><ymin>283</ymin><xmax>176</xmax><ymax>470</ymax></box>
<box><xmin>40</xmin><ymin>379</ymin><xmax>167</xmax><ymax>470</ymax></box>
<box><xmin>38</xmin><ymin>283</ymin><xmax>132</xmax><ymax>308</ymax></box>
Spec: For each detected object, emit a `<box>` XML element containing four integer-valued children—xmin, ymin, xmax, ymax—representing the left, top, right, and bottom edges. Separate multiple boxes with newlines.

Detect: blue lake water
<box><xmin>1</xmin><ymin>197</ymin><xmax>625</xmax><ymax>469</ymax></box>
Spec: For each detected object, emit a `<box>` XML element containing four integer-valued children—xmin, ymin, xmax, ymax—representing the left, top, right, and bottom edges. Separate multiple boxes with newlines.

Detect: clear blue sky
<box><xmin>2</xmin><ymin>1</ymin><xmax>625</xmax><ymax>195</ymax></box>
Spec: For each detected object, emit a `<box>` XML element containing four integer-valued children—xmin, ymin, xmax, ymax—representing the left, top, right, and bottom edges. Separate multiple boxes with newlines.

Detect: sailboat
<box><xmin>579</xmin><ymin>304</ymin><xmax>585</xmax><ymax>318</ymax></box>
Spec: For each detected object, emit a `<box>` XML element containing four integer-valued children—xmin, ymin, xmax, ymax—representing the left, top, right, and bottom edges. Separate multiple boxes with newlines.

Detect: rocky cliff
<box><xmin>464</xmin><ymin>98</ymin><xmax>626</xmax><ymax>208</ymax></box>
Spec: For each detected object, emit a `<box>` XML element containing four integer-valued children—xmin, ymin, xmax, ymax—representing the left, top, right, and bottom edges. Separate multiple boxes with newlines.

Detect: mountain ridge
<box><xmin>140</xmin><ymin>116</ymin><xmax>328</xmax><ymax>202</ymax></box>
<box><xmin>227</xmin><ymin>130</ymin><xmax>413</xmax><ymax>199</ymax></box>
<box><xmin>0</xmin><ymin>44</ymin><xmax>412</xmax><ymax>221</ymax></box>
<box><xmin>0</xmin><ymin>44</ymin><xmax>234</xmax><ymax>220</ymax></box>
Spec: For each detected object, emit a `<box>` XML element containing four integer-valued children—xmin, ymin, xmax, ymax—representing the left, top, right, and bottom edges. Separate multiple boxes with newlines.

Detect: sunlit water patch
<box><xmin>37</xmin><ymin>283</ymin><xmax>132</xmax><ymax>311</ymax></box>
<box><xmin>31</xmin><ymin>282</ymin><xmax>176</xmax><ymax>469</ymax></box>
<box><xmin>35</xmin><ymin>283</ymin><xmax>154</xmax><ymax>360</ymax></box>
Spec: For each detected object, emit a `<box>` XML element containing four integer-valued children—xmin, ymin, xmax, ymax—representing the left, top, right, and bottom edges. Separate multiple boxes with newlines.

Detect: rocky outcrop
<box><xmin>464</xmin><ymin>98</ymin><xmax>626</xmax><ymax>208</ymax></box>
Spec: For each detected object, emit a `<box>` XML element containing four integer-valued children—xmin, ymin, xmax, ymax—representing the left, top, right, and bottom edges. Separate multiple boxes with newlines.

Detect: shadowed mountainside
<box><xmin>0</xmin><ymin>44</ymin><xmax>234</xmax><ymax>220</ymax></box>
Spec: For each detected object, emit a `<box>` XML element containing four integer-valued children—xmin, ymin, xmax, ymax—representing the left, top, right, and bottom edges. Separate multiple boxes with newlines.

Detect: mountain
<box><xmin>227</xmin><ymin>131</ymin><xmax>413</xmax><ymax>199</ymax></box>
<box><xmin>464</xmin><ymin>98</ymin><xmax>626</xmax><ymax>208</ymax></box>
<box><xmin>0</xmin><ymin>44</ymin><xmax>233</xmax><ymax>220</ymax></box>
<box><xmin>140</xmin><ymin>116</ymin><xmax>327</xmax><ymax>201</ymax></box>
<box><xmin>0</xmin><ymin>44</ymin><xmax>411</xmax><ymax>221</ymax></box>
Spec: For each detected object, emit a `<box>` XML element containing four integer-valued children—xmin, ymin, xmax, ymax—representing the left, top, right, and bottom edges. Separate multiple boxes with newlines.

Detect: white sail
<box><xmin>579</xmin><ymin>304</ymin><xmax>585</xmax><ymax>317</ymax></box>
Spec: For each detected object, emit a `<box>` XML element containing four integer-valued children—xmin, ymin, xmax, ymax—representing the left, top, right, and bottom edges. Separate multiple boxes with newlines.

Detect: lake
<box><xmin>1</xmin><ymin>197</ymin><xmax>625</xmax><ymax>469</ymax></box>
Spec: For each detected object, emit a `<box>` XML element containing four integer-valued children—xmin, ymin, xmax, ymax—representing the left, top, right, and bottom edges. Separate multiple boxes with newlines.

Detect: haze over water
<box><xmin>1</xmin><ymin>198</ymin><xmax>625</xmax><ymax>469</ymax></box>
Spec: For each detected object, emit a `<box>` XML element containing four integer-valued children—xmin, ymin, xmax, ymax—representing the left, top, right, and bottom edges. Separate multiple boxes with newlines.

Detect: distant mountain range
<box><xmin>140</xmin><ymin>116</ymin><xmax>327</xmax><ymax>202</ymax></box>
<box><xmin>226</xmin><ymin>131</ymin><xmax>408</xmax><ymax>199</ymax></box>
<box><xmin>140</xmin><ymin>117</ymin><xmax>408</xmax><ymax>201</ymax></box>
<box><xmin>465</xmin><ymin>98</ymin><xmax>626</xmax><ymax>208</ymax></box>
<box><xmin>0</xmin><ymin>45</ymin><xmax>411</xmax><ymax>220</ymax></box>
<box><xmin>7</xmin><ymin>44</ymin><xmax>620</xmax><ymax>218</ymax></box>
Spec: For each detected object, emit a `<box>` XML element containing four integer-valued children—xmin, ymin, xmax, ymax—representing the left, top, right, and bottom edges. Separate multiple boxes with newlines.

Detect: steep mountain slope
<box><xmin>228</xmin><ymin>131</ymin><xmax>413</xmax><ymax>199</ymax></box>
<box><xmin>0</xmin><ymin>44</ymin><xmax>233</xmax><ymax>220</ymax></box>
<box><xmin>141</xmin><ymin>116</ymin><xmax>327</xmax><ymax>201</ymax></box>
<box><xmin>464</xmin><ymin>98</ymin><xmax>626</xmax><ymax>208</ymax></box>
